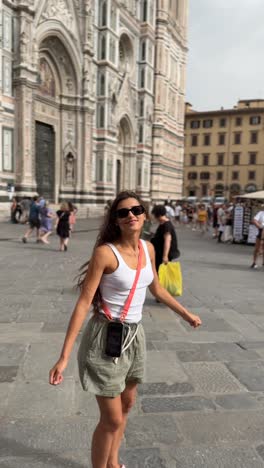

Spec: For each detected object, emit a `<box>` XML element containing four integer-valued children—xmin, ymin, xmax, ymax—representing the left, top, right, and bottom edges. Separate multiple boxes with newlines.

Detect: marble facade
<box><xmin>0</xmin><ymin>0</ymin><xmax>188</xmax><ymax>215</ymax></box>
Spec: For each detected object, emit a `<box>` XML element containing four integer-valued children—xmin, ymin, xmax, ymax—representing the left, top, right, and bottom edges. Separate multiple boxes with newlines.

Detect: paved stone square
<box><xmin>0</xmin><ymin>220</ymin><xmax>264</xmax><ymax>467</ymax></box>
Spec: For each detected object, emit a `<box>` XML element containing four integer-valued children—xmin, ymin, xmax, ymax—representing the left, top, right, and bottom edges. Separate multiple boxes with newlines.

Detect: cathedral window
<box><xmin>140</xmin><ymin>68</ymin><xmax>145</xmax><ymax>88</ymax></box>
<box><xmin>99</xmin><ymin>1</ymin><xmax>107</xmax><ymax>27</ymax></box>
<box><xmin>144</xmin><ymin>167</ymin><xmax>148</xmax><ymax>187</ymax></box>
<box><xmin>97</xmin><ymin>105</ymin><xmax>105</xmax><ymax>128</ymax></box>
<box><xmin>2</xmin><ymin>127</ymin><xmax>14</xmax><ymax>172</ymax></box>
<box><xmin>111</xmin><ymin>5</ymin><xmax>117</xmax><ymax>30</ymax></box>
<box><xmin>147</xmin><ymin>69</ymin><xmax>152</xmax><ymax>91</ymax></box>
<box><xmin>2</xmin><ymin>11</ymin><xmax>12</xmax><ymax>51</ymax></box>
<box><xmin>139</xmin><ymin>124</ymin><xmax>143</xmax><ymax>143</ymax></box>
<box><xmin>139</xmin><ymin>98</ymin><xmax>144</xmax><ymax>117</ymax></box>
<box><xmin>148</xmin><ymin>43</ymin><xmax>153</xmax><ymax>64</ymax></box>
<box><xmin>100</xmin><ymin>35</ymin><xmax>106</xmax><ymax>60</ymax></box>
<box><xmin>142</xmin><ymin>0</ymin><xmax>148</xmax><ymax>21</ymax></box>
<box><xmin>2</xmin><ymin>57</ymin><xmax>12</xmax><ymax>95</ymax></box>
<box><xmin>98</xmin><ymin>73</ymin><xmax>105</xmax><ymax>95</ymax></box>
<box><xmin>97</xmin><ymin>158</ymin><xmax>104</xmax><ymax>181</ymax></box>
<box><xmin>141</xmin><ymin>41</ymin><xmax>146</xmax><ymax>61</ymax></box>
<box><xmin>110</xmin><ymin>37</ymin><xmax>116</xmax><ymax>64</ymax></box>
<box><xmin>107</xmin><ymin>159</ymin><xmax>113</xmax><ymax>182</ymax></box>
<box><xmin>149</xmin><ymin>2</ymin><xmax>154</xmax><ymax>24</ymax></box>
<box><xmin>137</xmin><ymin>166</ymin><xmax>142</xmax><ymax>185</ymax></box>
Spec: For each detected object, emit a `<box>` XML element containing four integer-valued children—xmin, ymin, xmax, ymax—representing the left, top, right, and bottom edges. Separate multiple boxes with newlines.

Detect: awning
<box><xmin>239</xmin><ymin>190</ymin><xmax>264</xmax><ymax>200</ymax></box>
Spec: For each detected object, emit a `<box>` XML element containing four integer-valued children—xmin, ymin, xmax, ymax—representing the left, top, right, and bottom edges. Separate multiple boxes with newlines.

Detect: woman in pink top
<box><xmin>49</xmin><ymin>191</ymin><xmax>201</xmax><ymax>468</ymax></box>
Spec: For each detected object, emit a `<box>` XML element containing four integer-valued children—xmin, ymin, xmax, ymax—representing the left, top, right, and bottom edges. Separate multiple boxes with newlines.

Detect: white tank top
<box><xmin>99</xmin><ymin>240</ymin><xmax>154</xmax><ymax>323</ymax></box>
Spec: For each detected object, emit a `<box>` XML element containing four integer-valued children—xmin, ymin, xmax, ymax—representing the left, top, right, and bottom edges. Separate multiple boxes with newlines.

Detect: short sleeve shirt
<box><xmin>254</xmin><ymin>211</ymin><xmax>264</xmax><ymax>228</ymax></box>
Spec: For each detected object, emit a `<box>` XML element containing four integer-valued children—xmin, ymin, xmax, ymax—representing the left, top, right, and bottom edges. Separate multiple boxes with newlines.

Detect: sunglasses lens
<box><xmin>131</xmin><ymin>205</ymin><xmax>145</xmax><ymax>216</ymax></box>
<box><xmin>116</xmin><ymin>208</ymin><xmax>129</xmax><ymax>218</ymax></box>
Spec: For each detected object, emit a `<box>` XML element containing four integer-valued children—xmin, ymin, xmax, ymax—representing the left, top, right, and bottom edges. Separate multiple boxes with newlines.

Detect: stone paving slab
<box><xmin>174</xmin><ymin>411</ymin><xmax>264</xmax><ymax>445</ymax></box>
<box><xmin>167</xmin><ymin>446</ymin><xmax>264</xmax><ymax>468</ymax></box>
<box><xmin>182</xmin><ymin>362</ymin><xmax>246</xmax><ymax>394</ymax></box>
<box><xmin>125</xmin><ymin>414</ymin><xmax>183</xmax><ymax>447</ymax></box>
<box><xmin>175</xmin><ymin>341</ymin><xmax>260</xmax><ymax>362</ymax></box>
<box><xmin>16</xmin><ymin>342</ymin><xmax>78</xmax><ymax>381</ymax></box>
<box><xmin>145</xmin><ymin>351</ymin><xmax>188</xmax><ymax>383</ymax></box>
<box><xmin>0</xmin><ymin>416</ymin><xmax>96</xmax><ymax>456</ymax></box>
<box><xmin>138</xmin><ymin>382</ymin><xmax>195</xmax><ymax>396</ymax></box>
<box><xmin>4</xmin><ymin>379</ymin><xmax>76</xmax><ymax>418</ymax></box>
<box><xmin>0</xmin><ymin>344</ymin><xmax>27</xmax><ymax>366</ymax></box>
<box><xmin>141</xmin><ymin>395</ymin><xmax>216</xmax><ymax>413</ymax></box>
<box><xmin>226</xmin><ymin>361</ymin><xmax>264</xmax><ymax>391</ymax></box>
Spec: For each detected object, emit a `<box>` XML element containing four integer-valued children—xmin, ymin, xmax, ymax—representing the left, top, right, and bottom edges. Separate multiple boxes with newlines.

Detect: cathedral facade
<box><xmin>0</xmin><ymin>0</ymin><xmax>188</xmax><ymax>215</ymax></box>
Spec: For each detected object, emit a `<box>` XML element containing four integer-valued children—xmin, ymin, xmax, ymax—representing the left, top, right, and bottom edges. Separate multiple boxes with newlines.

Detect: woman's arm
<box><xmin>147</xmin><ymin>242</ymin><xmax>201</xmax><ymax>328</ymax></box>
<box><xmin>49</xmin><ymin>245</ymin><xmax>110</xmax><ymax>385</ymax></box>
<box><xmin>162</xmin><ymin>232</ymin><xmax>171</xmax><ymax>264</ymax></box>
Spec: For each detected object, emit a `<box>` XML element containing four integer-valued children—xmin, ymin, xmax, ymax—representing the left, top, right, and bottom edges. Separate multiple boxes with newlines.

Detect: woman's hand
<box><xmin>184</xmin><ymin>312</ymin><xmax>202</xmax><ymax>328</ymax></box>
<box><xmin>162</xmin><ymin>255</ymin><xmax>169</xmax><ymax>264</ymax></box>
<box><xmin>49</xmin><ymin>357</ymin><xmax>68</xmax><ymax>386</ymax></box>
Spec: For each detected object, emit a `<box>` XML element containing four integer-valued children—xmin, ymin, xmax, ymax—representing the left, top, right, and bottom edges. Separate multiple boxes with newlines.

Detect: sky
<box><xmin>186</xmin><ymin>0</ymin><xmax>264</xmax><ymax>111</ymax></box>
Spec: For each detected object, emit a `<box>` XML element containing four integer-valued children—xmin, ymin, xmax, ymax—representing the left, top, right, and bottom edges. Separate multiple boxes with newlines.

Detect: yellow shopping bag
<box><xmin>158</xmin><ymin>262</ymin><xmax>183</xmax><ymax>297</ymax></box>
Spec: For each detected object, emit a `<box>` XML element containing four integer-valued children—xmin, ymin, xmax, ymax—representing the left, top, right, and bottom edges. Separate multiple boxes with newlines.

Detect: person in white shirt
<box><xmin>217</xmin><ymin>205</ymin><xmax>226</xmax><ymax>243</ymax></box>
<box><xmin>174</xmin><ymin>203</ymin><xmax>182</xmax><ymax>224</ymax></box>
<box><xmin>251</xmin><ymin>206</ymin><xmax>264</xmax><ymax>268</ymax></box>
<box><xmin>165</xmin><ymin>202</ymin><xmax>175</xmax><ymax>221</ymax></box>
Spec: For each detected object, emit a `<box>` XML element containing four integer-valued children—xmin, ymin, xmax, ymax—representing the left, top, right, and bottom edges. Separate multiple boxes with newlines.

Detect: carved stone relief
<box><xmin>41</xmin><ymin>0</ymin><xmax>73</xmax><ymax>31</ymax></box>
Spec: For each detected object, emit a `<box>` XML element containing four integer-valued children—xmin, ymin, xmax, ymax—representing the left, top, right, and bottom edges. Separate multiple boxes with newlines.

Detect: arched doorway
<box><xmin>116</xmin><ymin>116</ymin><xmax>135</xmax><ymax>193</ymax></box>
<box><xmin>34</xmin><ymin>35</ymin><xmax>78</xmax><ymax>201</ymax></box>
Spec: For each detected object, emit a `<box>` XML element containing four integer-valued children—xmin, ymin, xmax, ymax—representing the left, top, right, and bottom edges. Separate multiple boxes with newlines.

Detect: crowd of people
<box><xmin>11</xmin><ymin>195</ymin><xmax>77</xmax><ymax>252</ymax></box>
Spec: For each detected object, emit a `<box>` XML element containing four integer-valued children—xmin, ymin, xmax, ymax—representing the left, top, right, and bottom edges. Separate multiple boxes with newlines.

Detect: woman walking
<box><xmin>39</xmin><ymin>201</ymin><xmax>54</xmax><ymax>244</ymax></box>
<box><xmin>151</xmin><ymin>204</ymin><xmax>180</xmax><ymax>272</ymax></box>
<box><xmin>55</xmin><ymin>202</ymin><xmax>71</xmax><ymax>251</ymax></box>
<box><xmin>49</xmin><ymin>191</ymin><xmax>201</xmax><ymax>468</ymax></box>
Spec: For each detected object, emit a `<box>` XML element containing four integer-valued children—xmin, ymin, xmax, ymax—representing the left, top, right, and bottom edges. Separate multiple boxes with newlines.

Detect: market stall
<box><xmin>233</xmin><ymin>191</ymin><xmax>264</xmax><ymax>244</ymax></box>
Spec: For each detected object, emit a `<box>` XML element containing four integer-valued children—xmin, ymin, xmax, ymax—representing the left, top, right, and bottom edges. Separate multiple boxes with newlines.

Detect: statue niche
<box><xmin>64</xmin><ymin>152</ymin><xmax>75</xmax><ymax>185</ymax></box>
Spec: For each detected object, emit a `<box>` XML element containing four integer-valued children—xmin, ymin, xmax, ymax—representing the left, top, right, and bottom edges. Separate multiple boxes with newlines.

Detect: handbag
<box><xmin>158</xmin><ymin>261</ymin><xmax>183</xmax><ymax>297</ymax></box>
<box><xmin>102</xmin><ymin>240</ymin><xmax>143</xmax><ymax>357</ymax></box>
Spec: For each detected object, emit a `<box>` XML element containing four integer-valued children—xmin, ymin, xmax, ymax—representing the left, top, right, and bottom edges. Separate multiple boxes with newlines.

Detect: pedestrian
<box><xmin>39</xmin><ymin>201</ymin><xmax>54</xmax><ymax>244</ymax></box>
<box><xmin>10</xmin><ymin>196</ymin><xmax>20</xmax><ymax>223</ymax></box>
<box><xmin>250</xmin><ymin>204</ymin><xmax>264</xmax><ymax>269</ymax></box>
<box><xmin>192</xmin><ymin>206</ymin><xmax>198</xmax><ymax>231</ymax></box>
<box><xmin>20</xmin><ymin>197</ymin><xmax>31</xmax><ymax>224</ymax></box>
<box><xmin>151</xmin><ymin>204</ymin><xmax>180</xmax><ymax>273</ymax></box>
<box><xmin>68</xmin><ymin>201</ymin><xmax>78</xmax><ymax>234</ymax></box>
<box><xmin>197</xmin><ymin>204</ymin><xmax>208</xmax><ymax>233</ymax></box>
<box><xmin>174</xmin><ymin>202</ymin><xmax>182</xmax><ymax>224</ymax></box>
<box><xmin>164</xmin><ymin>201</ymin><xmax>175</xmax><ymax>221</ymax></box>
<box><xmin>55</xmin><ymin>202</ymin><xmax>71</xmax><ymax>251</ymax></box>
<box><xmin>22</xmin><ymin>196</ymin><xmax>41</xmax><ymax>243</ymax></box>
<box><xmin>49</xmin><ymin>190</ymin><xmax>201</xmax><ymax>468</ymax></box>
<box><xmin>217</xmin><ymin>204</ymin><xmax>226</xmax><ymax>243</ymax></box>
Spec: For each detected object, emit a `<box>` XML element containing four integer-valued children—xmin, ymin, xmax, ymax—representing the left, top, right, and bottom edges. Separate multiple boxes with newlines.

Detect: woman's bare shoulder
<box><xmin>92</xmin><ymin>244</ymin><xmax>116</xmax><ymax>264</ymax></box>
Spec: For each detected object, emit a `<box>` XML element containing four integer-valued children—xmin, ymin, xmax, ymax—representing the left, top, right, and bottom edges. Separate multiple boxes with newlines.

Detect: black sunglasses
<box><xmin>115</xmin><ymin>205</ymin><xmax>145</xmax><ymax>219</ymax></box>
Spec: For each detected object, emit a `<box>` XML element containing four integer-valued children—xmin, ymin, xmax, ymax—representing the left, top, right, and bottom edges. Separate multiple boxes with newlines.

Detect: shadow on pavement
<box><xmin>0</xmin><ymin>436</ymin><xmax>87</xmax><ymax>468</ymax></box>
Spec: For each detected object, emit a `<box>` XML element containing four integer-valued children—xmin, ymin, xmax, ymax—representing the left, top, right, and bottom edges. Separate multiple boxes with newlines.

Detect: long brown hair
<box><xmin>78</xmin><ymin>191</ymin><xmax>145</xmax><ymax>311</ymax></box>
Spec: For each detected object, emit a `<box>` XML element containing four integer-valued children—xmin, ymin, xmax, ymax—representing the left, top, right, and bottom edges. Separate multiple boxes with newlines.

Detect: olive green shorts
<box><xmin>77</xmin><ymin>314</ymin><xmax>146</xmax><ymax>398</ymax></box>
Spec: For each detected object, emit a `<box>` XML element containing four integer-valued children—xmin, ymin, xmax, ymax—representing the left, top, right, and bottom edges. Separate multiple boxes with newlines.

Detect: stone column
<box><xmin>14</xmin><ymin>7</ymin><xmax>38</xmax><ymax>195</ymax></box>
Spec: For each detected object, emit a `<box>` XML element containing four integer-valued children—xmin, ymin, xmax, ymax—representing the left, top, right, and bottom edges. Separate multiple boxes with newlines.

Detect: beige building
<box><xmin>184</xmin><ymin>100</ymin><xmax>264</xmax><ymax>200</ymax></box>
<box><xmin>0</xmin><ymin>0</ymin><xmax>188</xmax><ymax>216</ymax></box>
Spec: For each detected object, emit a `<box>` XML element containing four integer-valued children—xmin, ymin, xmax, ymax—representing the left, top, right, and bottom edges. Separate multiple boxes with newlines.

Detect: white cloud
<box><xmin>186</xmin><ymin>0</ymin><xmax>264</xmax><ymax>110</ymax></box>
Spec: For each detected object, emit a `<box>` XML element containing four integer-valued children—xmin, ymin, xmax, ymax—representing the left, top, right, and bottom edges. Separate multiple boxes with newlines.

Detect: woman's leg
<box><xmin>107</xmin><ymin>382</ymin><xmax>138</xmax><ymax>468</ymax></box>
<box><xmin>252</xmin><ymin>238</ymin><xmax>260</xmax><ymax>265</ymax></box>
<box><xmin>91</xmin><ymin>394</ymin><xmax>123</xmax><ymax>468</ymax></box>
<box><xmin>59</xmin><ymin>237</ymin><xmax>64</xmax><ymax>251</ymax></box>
